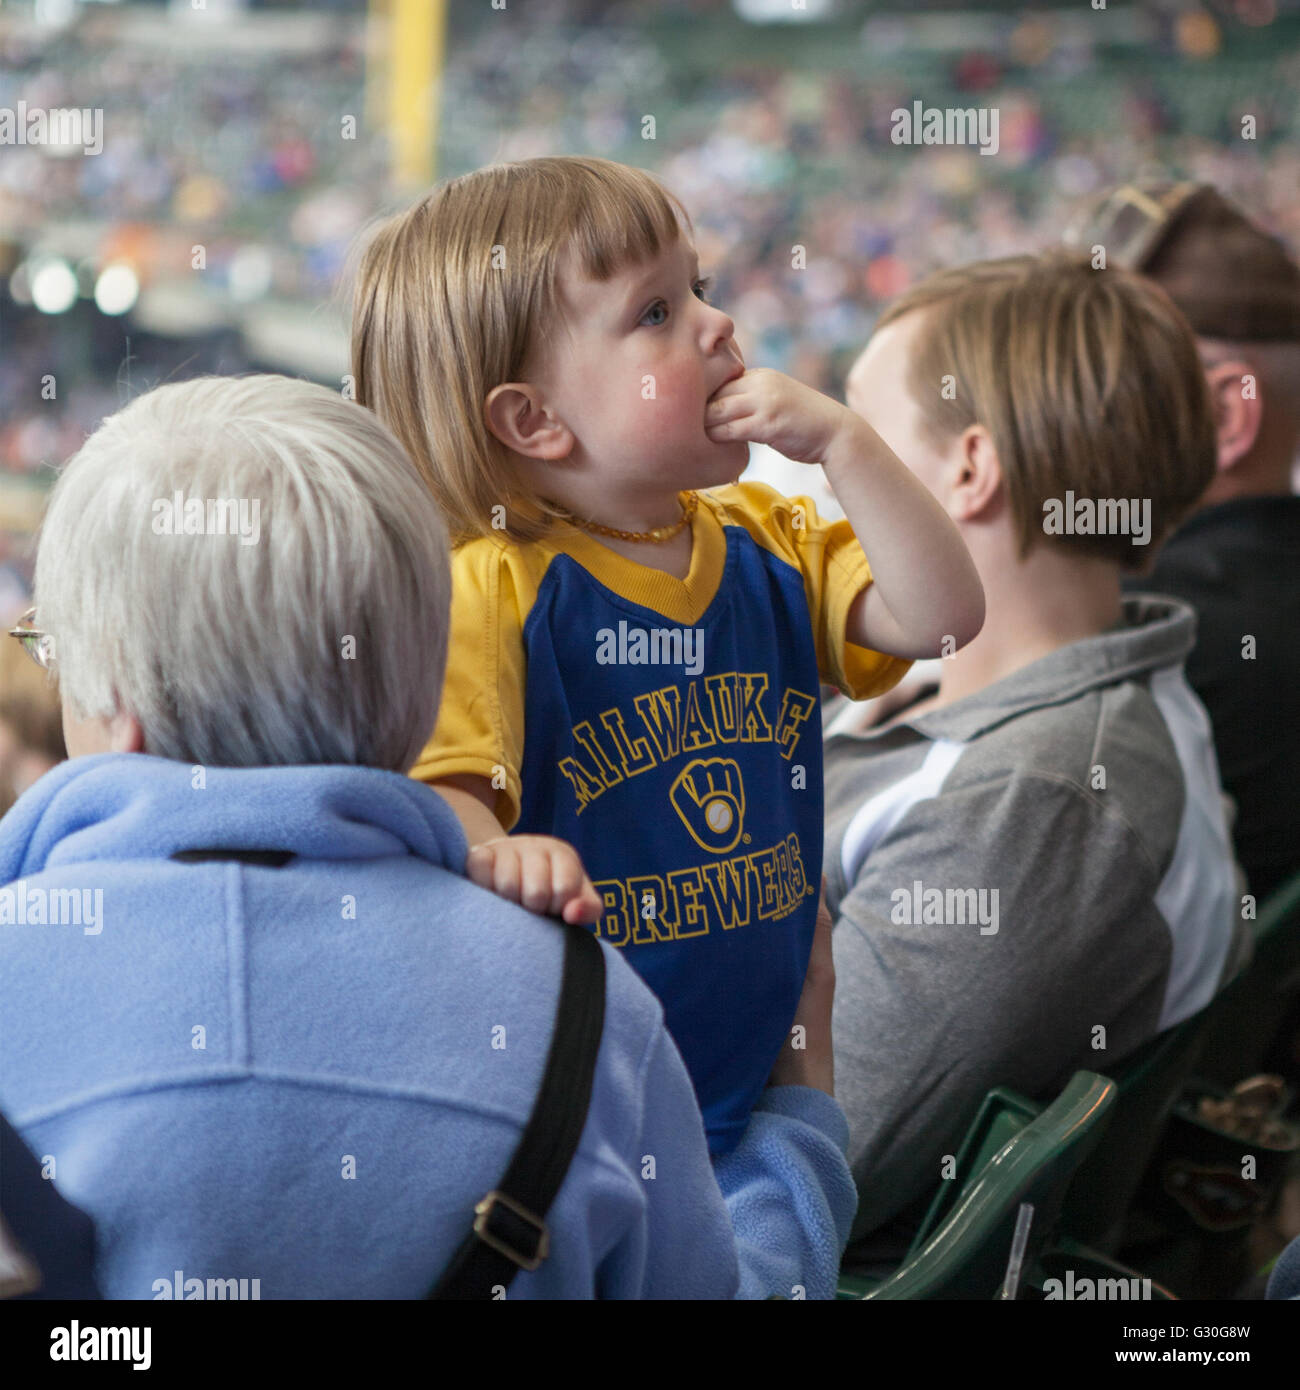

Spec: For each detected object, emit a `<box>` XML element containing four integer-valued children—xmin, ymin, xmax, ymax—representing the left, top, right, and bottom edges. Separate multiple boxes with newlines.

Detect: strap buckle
<box><xmin>472</xmin><ymin>1190</ymin><xmax>550</xmax><ymax>1271</ymax></box>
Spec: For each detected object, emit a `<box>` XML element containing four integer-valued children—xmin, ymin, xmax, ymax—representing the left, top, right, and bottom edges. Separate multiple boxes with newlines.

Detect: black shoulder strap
<box><xmin>429</xmin><ymin>921</ymin><xmax>606</xmax><ymax>1299</ymax></box>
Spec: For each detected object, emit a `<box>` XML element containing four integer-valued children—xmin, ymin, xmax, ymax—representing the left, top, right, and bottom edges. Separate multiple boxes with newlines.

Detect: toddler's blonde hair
<box><xmin>351</xmin><ymin>156</ymin><xmax>692</xmax><ymax>544</ymax></box>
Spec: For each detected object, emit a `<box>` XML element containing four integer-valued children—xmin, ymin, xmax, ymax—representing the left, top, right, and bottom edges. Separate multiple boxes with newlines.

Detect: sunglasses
<box><xmin>1065</xmin><ymin>181</ymin><xmax>1207</xmax><ymax>271</ymax></box>
<box><xmin>8</xmin><ymin>608</ymin><xmax>54</xmax><ymax>671</ymax></box>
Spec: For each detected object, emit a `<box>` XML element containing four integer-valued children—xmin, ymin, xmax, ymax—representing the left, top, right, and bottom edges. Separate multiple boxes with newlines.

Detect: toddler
<box><xmin>351</xmin><ymin>156</ymin><xmax>983</xmax><ymax>1154</ymax></box>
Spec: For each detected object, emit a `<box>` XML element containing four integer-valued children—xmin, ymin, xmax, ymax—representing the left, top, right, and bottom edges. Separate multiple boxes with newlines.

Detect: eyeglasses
<box><xmin>8</xmin><ymin>609</ymin><xmax>55</xmax><ymax>671</ymax></box>
<box><xmin>1064</xmin><ymin>181</ymin><xmax>1207</xmax><ymax>272</ymax></box>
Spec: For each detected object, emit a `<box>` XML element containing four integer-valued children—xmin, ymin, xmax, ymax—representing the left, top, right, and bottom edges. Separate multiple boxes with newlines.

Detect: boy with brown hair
<box><xmin>821</xmin><ymin>251</ymin><xmax>1252</xmax><ymax>1259</ymax></box>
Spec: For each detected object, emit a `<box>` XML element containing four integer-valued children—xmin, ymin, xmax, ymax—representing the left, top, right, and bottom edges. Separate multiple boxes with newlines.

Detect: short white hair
<box><xmin>36</xmin><ymin>374</ymin><xmax>451</xmax><ymax>772</ymax></box>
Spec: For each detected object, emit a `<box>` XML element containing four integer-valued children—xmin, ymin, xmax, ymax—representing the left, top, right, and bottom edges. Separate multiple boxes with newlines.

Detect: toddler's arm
<box><xmin>705</xmin><ymin>368</ymin><xmax>984</xmax><ymax>658</ymax></box>
<box><xmin>434</xmin><ymin>774</ymin><xmax>603</xmax><ymax>926</ymax></box>
<box><xmin>825</xmin><ymin>411</ymin><xmax>984</xmax><ymax>658</ymax></box>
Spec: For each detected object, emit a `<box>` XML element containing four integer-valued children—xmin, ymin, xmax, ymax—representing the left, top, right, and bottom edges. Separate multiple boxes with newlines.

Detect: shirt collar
<box><xmin>827</xmin><ymin>595</ymin><xmax>1197</xmax><ymax>746</ymax></box>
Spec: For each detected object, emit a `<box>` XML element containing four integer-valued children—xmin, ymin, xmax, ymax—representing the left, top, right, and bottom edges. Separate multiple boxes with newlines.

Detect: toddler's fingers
<box><xmin>549</xmin><ymin>852</ymin><xmax>586</xmax><ymax>918</ymax></box>
<box><xmin>705</xmin><ymin>391</ymin><xmax>746</xmax><ymax>417</ymax></box>
<box><xmin>464</xmin><ymin>844</ymin><xmax>497</xmax><ymax>891</ymax></box>
<box><xmin>581</xmin><ymin>882</ymin><xmax>604</xmax><ymax>923</ymax></box>
<box><xmin>709</xmin><ymin>369</ymin><xmax>754</xmax><ymax>404</ymax></box>
<box><xmin>518</xmin><ymin>848</ymin><xmax>554</xmax><ymax>914</ymax></box>
<box><xmin>706</xmin><ymin>418</ymin><xmax>747</xmax><ymax>443</ymax></box>
<box><xmin>562</xmin><ymin>882</ymin><xmax>604</xmax><ymax>926</ymax></box>
<box><xmin>489</xmin><ymin>842</ymin><xmax>522</xmax><ymax>905</ymax></box>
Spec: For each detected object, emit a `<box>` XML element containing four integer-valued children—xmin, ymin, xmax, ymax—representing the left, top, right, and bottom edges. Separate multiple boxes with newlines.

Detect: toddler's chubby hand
<box><xmin>465</xmin><ymin>834</ymin><xmax>604</xmax><ymax>926</ymax></box>
<box><xmin>705</xmin><ymin>367</ymin><xmax>850</xmax><ymax>465</ymax></box>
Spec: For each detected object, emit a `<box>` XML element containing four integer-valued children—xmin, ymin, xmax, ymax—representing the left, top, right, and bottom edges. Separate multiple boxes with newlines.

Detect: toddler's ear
<box><xmin>484</xmin><ymin>383</ymin><xmax>574</xmax><ymax>461</ymax></box>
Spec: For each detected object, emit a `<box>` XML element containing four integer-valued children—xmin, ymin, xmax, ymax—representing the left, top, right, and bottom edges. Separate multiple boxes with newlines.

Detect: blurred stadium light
<box><xmin>92</xmin><ymin>264</ymin><xmax>139</xmax><ymax>316</ymax></box>
<box><xmin>32</xmin><ymin>0</ymin><xmax>78</xmax><ymax>31</ymax></box>
<box><xmin>29</xmin><ymin>258</ymin><xmax>77</xmax><ymax>314</ymax></box>
<box><xmin>166</xmin><ymin>0</ymin><xmax>246</xmax><ymax>18</ymax></box>
<box><xmin>734</xmin><ymin>0</ymin><xmax>836</xmax><ymax>20</ymax></box>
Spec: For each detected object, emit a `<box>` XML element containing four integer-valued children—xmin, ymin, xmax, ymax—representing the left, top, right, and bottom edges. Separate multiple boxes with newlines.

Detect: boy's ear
<box><xmin>951</xmin><ymin>424</ymin><xmax>1002</xmax><ymax>522</ymax></box>
<box><xmin>484</xmin><ymin>383</ymin><xmax>574</xmax><ymax>461</ymax></box>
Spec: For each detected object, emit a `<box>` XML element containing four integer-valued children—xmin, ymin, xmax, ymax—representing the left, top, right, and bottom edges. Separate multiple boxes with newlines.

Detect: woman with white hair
<box><xmin>0</xmin><ymin>374</ymin><xmax>854</xmax><ymax>1300</ymax></box>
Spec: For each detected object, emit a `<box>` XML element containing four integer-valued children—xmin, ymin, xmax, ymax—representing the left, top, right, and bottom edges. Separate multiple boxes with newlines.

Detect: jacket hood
<box><xmin>0</xmin><ymin>753</ymin><xmax>467</xmax><ymax>882</ymax></box>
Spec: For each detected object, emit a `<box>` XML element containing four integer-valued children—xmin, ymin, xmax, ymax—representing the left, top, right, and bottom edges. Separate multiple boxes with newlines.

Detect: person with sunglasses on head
<box><xmin>1068</xmin><ymin>183</ymin><xmax>1300</xmax><ymax>906</ymax></box>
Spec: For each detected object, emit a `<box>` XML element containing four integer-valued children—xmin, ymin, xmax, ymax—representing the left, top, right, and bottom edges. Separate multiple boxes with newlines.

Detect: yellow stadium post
<box><xmin>387</xmin><ymin>0</ymin><xmax>447</xmax><ymax>190</ymax></box>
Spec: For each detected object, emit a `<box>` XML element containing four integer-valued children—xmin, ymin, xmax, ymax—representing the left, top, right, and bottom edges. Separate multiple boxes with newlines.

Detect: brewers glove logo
<box><xmin>670</xmin><ymin>757</ymin><xmax>746</xmax><ymax>853</ymax></box>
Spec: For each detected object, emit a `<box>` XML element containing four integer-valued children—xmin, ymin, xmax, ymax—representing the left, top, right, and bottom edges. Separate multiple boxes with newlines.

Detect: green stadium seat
<box><xmin>1058</xmin><ymin>1007</ymin><xmax>1215</xmax><ymax>1251</ymax></box>
<box><xmin>882</xmin><ymin>1009</ymin><xmax>1211</xmax><ymax>1264</ymax></box>
<box><xmin>880</xmin><ymin>886</ymin><xmax>1298</xmax><ymax>1264</ymax></box>
<box><xmin>1194</xmin><ymin>868</ymin><xmax>1300</xmax><ymax>1089</ymax></box>
<box><xmin>837</xmin><ymin>1071</ymin><xmax>1115</xmax><ymax>1300</ymax></box>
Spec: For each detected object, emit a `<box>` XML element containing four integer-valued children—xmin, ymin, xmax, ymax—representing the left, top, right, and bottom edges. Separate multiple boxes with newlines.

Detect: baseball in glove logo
<box><xmin>670</xmin><ymin>757</ymin><xmax>746</xmax><ymax>853</ymax></box>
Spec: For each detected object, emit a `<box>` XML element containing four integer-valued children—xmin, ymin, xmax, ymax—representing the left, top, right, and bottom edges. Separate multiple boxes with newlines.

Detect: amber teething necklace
<box><xmin>548</xmin><ymin>490</ymin><xmax>699</xmax><ymax>544</ymax></box>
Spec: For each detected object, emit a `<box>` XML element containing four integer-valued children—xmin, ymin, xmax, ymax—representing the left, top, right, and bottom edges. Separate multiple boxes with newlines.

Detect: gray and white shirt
<box><xmin>821</xmin><ymin>595</ymin><xmax>1251</xmax><ymax>1248</ymax></box>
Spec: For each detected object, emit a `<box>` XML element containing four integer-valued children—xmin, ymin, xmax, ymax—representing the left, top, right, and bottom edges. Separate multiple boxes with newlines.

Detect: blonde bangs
<box><xmin>560</xmin><ymin>161</ymin><xmax>689</xmax><ymax>282</ymax></box>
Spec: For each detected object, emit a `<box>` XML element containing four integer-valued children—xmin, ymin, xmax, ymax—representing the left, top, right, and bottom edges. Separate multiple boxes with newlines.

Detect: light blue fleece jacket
<box><xmin>0</xmin><ymin>754</ymin><xmax>855</xmax><ymax>1299</ymax></box>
